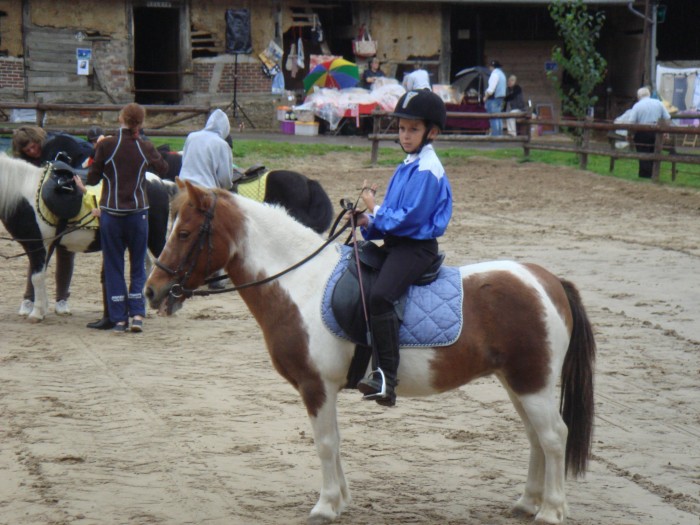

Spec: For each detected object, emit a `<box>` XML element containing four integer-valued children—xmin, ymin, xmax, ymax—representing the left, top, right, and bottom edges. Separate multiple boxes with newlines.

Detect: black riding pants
<box><xmin>634</xmin><ymin>130</ymin><xmax>656</xmax><ymax>179</ymax></box>
<box><xmin>369</xmin><ymin>235</ymin><xmax>439</xmax><ymax>316</ymax></box>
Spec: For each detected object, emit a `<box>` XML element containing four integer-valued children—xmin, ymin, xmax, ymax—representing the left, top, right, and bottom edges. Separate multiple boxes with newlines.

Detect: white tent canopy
<box><xmin>656</xmin><ymin>62</ymin><xmax>700</xmax><ymax>112</ymax></box>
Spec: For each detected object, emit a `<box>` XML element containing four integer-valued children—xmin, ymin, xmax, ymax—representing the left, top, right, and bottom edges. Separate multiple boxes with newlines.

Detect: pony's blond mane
<box><xmin>0</xmin><ymin>153</ymin><xmax>43</xmax><ymax>219</ymax></box>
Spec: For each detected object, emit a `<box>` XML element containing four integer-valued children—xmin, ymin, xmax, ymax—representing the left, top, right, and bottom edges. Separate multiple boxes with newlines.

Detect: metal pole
<box><xmin>650</xmin><ymin>2</ymin><xmax>658</xmax><ymax>92</ymax></box>
<box><xmin>233</xmin><ymin>53</ymin><xmax>239</xmax><ymax>123</ymax></box>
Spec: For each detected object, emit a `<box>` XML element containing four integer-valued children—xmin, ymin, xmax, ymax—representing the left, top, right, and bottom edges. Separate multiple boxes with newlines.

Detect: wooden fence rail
<box><xmin>0</xmin><ymin>102</ymin><xmax>213</xmax><ymax>137</ymax></box>
<box><xmin>368</xmin><ymin>111</ymin><xmax>700</xmax><ymax>182</ymax></box>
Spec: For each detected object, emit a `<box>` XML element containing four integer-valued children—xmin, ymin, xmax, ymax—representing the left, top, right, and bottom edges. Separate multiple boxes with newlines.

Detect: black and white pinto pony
<box><xmin>145</xmin><ymin>181</ymin><xmax>596</xmax><ymax>525</ymax></box>
<box><xmin>0</xmin><ymin>153</ymin><xmax>174</xmax><ymax>322</ymax></box>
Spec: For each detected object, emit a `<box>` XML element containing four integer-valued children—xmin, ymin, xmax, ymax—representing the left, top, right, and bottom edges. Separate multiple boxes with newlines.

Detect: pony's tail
<box><xmin>305</xmin><ymin>179</ymin><xmax>334</xmax><ymax>234</ymax></box>
<box><xmin>559</xmin><ymin>278</ymin><xmax>596</xmax><ymax>478</ymax></box>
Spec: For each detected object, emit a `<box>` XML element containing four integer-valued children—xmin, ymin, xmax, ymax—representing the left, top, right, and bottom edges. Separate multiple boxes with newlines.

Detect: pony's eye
<box><xmin>177</xmin><ymin>230</ymin><xmax>190</xmax><ymax>240</ymax></box>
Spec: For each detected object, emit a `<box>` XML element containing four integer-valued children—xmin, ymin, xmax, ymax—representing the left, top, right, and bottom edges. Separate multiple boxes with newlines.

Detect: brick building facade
<box><xmin>1</xmin><ymin>1</ymin><xmax>689</xmax><ymax>127</ymax></box>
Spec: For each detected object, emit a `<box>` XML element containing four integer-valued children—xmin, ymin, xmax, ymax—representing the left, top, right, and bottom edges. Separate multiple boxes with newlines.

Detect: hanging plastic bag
<box><xmin>271</xmin><ymin>70</ymin><xmax>285</xmax><ymax>94</ymax></box>
<box><xmin>311</xmin><ymin>15</ymin><xmax>324</xmax><ymax>43</ymax></box>
<box><xmin>297</xmin><ymin>37</ymin><xmax>305</xmax><ymax>69</ymax></box>
<box><xmin>285</xmin><ymin>43</ymin><xmax>297</xmax><ymax>71</ymax></box>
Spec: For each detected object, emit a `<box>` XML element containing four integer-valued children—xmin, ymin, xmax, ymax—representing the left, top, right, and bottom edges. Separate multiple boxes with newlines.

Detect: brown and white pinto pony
<box><xmin>145</xmin><ymin>181</ymin><xmax>596</xmax><ymax>525</ymax></box>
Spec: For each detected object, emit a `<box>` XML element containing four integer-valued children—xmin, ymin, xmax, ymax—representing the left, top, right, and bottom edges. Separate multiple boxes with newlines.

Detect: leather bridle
<box><xmin>154</xmin><ymin>191</ymin><xmax>353</xmax><ymax>300</ymax></box>
<box><xmin>153</xmin><ymin>192</ymin><xmax>219</xmax><ymax>299</ymax></box>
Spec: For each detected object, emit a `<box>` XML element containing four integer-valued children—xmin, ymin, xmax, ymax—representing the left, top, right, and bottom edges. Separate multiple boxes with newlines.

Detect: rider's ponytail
<box><xmin>119</xmin><ymin>103</ymin><xmax>146</xmax><ymax>138</ymax></box>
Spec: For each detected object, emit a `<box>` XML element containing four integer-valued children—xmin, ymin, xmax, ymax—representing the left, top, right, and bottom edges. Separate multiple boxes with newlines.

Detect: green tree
<box><xmin>548</xmin><ymin>0</ymin><xmax>607</xmax><ymax>121</ymax></box>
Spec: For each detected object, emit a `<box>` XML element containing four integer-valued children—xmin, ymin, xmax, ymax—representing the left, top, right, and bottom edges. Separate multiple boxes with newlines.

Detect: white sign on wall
<box><xmin>77</xmin><ymin>60</ymin><xmax>90</xmax><ymax>76</ymax></box>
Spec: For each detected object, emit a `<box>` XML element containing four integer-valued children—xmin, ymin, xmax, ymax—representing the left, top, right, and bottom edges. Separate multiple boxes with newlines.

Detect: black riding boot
<box><xmin>87</xmin><ymin>268</ymin><xmax>115</xmax><ymax>330</ymax></box>
<box><xmin>358</xmin><ymin>311</ymin><xmax>400</xmax><ymax>407</ymax></box>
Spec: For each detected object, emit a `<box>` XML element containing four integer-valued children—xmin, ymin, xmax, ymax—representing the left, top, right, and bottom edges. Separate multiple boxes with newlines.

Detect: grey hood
<box><xmin>204</xmin><ymin>109</ymin><xmax>231</xmax><ymax>140</ymax></box>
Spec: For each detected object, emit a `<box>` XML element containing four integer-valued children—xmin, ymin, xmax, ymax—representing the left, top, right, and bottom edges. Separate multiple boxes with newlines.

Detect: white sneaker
<box><xmin>19</xmin><ymin>299</ymin><xmax>33</xmax><ymax>316</ymax></box>
<box><xmin>55</xmin><ymin>299</ymin><xmax>72</xmax><ymax>316</ymax></box>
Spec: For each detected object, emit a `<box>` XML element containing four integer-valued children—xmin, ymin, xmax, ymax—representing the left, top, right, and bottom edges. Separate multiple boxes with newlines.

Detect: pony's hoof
<box><xmin>513</xmin><ymin>496</ymin><xmax>539</xmax><ymax>517</ymax></box>
<box><xmin>27</xmin><ymin>313</ymin><xmax>44</xmax><ymax>324</ymax></box>
<box><xmin>55</xmin><ymin>300</ymin><xmax>72</xmax><ymax>316</ymax></box>
<box><xmin>534</xmin><ymin>504</ymin><xmax>566</xmax><ymax>524</ymax></box>
<box><xmin>18</xmin><ymin>299</ymin><xmax>34</xmax><ymax>317</ymax></box>
<box><xmin>307</xmin><ymin>515</ymin><xmax>334</xmax><ymax>525</ymax></box>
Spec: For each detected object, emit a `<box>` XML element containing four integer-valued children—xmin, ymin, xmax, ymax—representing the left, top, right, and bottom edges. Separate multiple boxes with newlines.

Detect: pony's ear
<box><xmin>175</xmin><ymin>176</ymin><xmax>185</xmax><ymax>189</ymax></box>
<box><xmin>184</xmin><ymin>180</ymin><xmax>208</xmax><ymax>211</ymax></box>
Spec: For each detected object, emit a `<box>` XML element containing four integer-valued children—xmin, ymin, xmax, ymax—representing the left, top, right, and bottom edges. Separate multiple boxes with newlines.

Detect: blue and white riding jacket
<box><xmin>361</xmin><ymin>144</ymin><xmax>452</xmax><ymax>241</ymax></box>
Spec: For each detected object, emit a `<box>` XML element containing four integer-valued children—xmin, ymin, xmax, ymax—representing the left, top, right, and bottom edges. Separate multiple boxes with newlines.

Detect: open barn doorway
<box><xmin>133</xmin><ymin>6</ymin><xmax>181</xmax><ymax>104</ymax></box>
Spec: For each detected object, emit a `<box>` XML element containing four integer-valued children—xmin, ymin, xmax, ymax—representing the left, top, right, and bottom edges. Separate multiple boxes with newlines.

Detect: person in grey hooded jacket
<box><xmin>179</xmin><ymin>109</ymin><xmax>234</xmax><ymax>189</ymax></box>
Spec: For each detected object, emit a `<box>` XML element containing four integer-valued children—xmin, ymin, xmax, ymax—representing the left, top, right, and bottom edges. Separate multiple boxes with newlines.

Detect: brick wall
<box><xmin>193</xmin><ymin>56</ymin><xmax>272</xmax><ymax>95</ymax></box>
<box><xmin>93</xmin><ymin>40</ymin><xmax>132</xmax><ymax>104</ymax></box>
<box><xmin>0</xmin><ymin>57</ymin><xmax>25</xmax><ymax>96</ymax></box>
<box><xmin>192</xmin><ymin>55</ymin><xmax>278</xmax><ymax>129</ymax></box>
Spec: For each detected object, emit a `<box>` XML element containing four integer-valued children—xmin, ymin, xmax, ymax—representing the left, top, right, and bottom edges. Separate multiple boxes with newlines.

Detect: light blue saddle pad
<box><xmin>321</xmin><ymin>245</ymin><xmax>464</xmax><ymax>347</ymax></box>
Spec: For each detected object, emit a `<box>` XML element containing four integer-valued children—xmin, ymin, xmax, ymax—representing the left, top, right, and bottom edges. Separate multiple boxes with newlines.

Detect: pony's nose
<box><xmin>144</xmin><ymin>285</ymin><xmax>155</xmax><ymax>302</ymax></box>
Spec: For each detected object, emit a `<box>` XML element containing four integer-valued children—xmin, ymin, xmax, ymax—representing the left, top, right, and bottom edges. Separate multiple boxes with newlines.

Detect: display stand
<box><xmin>230</xmin><ymin>54</ymin><xmax>255</xmax><ymax>129</ymax></box>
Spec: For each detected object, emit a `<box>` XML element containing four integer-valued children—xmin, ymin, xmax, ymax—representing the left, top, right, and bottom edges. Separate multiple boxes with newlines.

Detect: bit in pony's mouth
<box><xmin>162</xmin><ymin>291</ymin><xmax>183</xmax><ymax>316</ymax></box>
<box><xmin>147</xmin><ymin>284</ymin><xmax>184</xmax><ymax>316</ymax></box>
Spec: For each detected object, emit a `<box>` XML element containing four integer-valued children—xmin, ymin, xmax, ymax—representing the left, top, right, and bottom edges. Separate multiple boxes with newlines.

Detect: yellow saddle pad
<box><xmin>236</xmin><ymin>171</ymin><xmax>269</xmax><ymax>203</ymax></box>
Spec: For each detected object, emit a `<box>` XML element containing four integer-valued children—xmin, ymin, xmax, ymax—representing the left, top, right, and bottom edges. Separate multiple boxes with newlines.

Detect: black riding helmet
<box><xmin>391</xmin><ymin>89</ymin><xmax>447</xmax><ymax>131</ymax></box>
<box><xmin>391</xmin><ymin>90</ymin><xmax>446</xmax><ymax>154</ymax></box>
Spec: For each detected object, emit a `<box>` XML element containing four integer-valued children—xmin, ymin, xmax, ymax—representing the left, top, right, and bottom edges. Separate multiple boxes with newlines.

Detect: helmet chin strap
<box><xmin>400</xmin><ymin>127</ymin><xmax>433</xmax><ymax>155</ymax></box>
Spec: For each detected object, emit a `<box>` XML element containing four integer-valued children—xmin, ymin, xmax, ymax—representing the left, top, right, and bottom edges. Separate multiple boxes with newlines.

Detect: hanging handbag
<box><xmin>285</xmin><ymin>43</ymin><xmax>296</xmax><ymax>71</ymax></box>
<box><xmin>352</xmin><ymin>26</ymin><xmax>377</xmax><ymax>58</ymax></box>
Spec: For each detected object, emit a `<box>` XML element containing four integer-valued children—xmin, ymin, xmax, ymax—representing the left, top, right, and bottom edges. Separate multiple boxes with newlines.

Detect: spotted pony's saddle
<box><xmin>323</xmin><ymin>241</ymin><xmax>464</xmax><ymax>346</ymax></box>
<box><xmin>321</xmin><ymin>243</ymin><xmax>464</xmax><ymax>388</ymax></box>
<box><xmin>40</xmin><ymin>159</ymin><xmax>86</xmax><ymax>220</ymax></box>
<box><xmin>37</xmin><ymin>156</ymin><xmax>100</xmax><ymax>229</ymax></box>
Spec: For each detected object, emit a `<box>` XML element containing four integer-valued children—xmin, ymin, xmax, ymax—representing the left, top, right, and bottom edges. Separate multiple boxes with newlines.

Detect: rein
<box><xmin>157</xmin><ymin>193</ymin><xmax>354</xmax><ymax>299</ymax></box>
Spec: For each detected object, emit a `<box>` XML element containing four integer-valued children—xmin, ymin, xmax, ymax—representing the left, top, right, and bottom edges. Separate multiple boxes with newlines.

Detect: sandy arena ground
<box><xmin>1</xmin><ymin>152</ymin><xmax>699</xmax><ymax>525</ymax></box>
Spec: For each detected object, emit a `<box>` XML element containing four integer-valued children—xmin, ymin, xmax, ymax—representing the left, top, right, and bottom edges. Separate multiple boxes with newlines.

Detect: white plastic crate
<box><xmin>294</xmin><ymin>121</ymin><xmax>319</xmax><ymax>136</ymax></box>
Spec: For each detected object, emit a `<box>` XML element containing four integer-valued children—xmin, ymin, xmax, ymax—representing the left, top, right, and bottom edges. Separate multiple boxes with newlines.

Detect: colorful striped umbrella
<box><xmin>303</xmin><ymin>58</ymin><xmax>360</xmax><ymax>93</ymax></box>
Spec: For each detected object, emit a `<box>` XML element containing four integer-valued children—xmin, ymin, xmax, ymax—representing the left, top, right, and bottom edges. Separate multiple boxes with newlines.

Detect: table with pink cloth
<box><xmin>296</xmin><ymin>80</ymin><xmax>405</xmax><ymax>131</ymax></box>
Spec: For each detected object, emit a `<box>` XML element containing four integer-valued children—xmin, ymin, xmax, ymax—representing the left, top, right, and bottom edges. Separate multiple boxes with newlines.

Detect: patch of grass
<box><xmin>424</xmin><ymin>145</ymin><xmax>700</xmax><ymax>188</ymax></box>
<box><xmin>149</xmin><ymin>136</ymin><xmax>369</xmax><ymax>167</ymax></box>
<box><xmin>150</xmin><ymin>136</ymin><xmax>699</xmax><ymax>188</ymax></box>
<box><xmin>8</xmin><ymin>131</ymin><xmax>693</xmax><ymax>189</ymax></box>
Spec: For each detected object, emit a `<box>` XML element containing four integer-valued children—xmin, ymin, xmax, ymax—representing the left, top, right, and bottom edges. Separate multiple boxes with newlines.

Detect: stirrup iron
<box><xmin>360</xmin><ymin>367</ymin><xmax>388</xmax><ymax>400</ymax></box>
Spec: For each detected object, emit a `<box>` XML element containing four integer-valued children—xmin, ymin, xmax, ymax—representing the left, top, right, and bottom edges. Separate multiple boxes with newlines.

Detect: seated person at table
<box><xmin>362</xmin><ymin>58</ymin><xmax>386</xmax><ymax>89</ymax></box>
